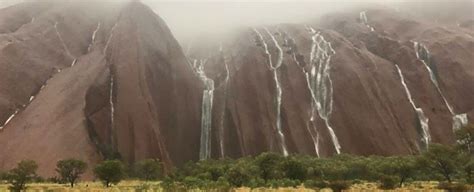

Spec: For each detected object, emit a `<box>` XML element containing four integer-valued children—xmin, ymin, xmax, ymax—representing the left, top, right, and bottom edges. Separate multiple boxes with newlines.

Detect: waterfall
<box><xmin>218</xmin><ymin>44</ymin><xmax>230</xmax><ymax>158</ymax></box>
<box><xmin>109</xmin><ymin>72</ymin><xmax>115</xmax><ymax>147</ymax></box>
<box><xmin>0</xmin><ymin>110</ymin><xmax>19</xmax><ymax>130</ymax></box>
<box><xmin>87</xmin><ymin>22</ymin><xmax>101</xmax><ymax>53</ymax></box>
<box><xmin>359</xmin><ymin>11</ymin><xmax>375</xmax><ymax>32</ymax></box>
<box><xmin>54</xmin><ymin>22</ymin><xmax>74</xmax><ymax>59</ymax></box>
<box><xmin>254</xmin><ymin>28</ymin><xmax>289</xmax><ymax>156</ymax></box>
<box><xmin>104</xmin><ymin>22</ymin><xmax>118</xmax><ymax>54</ymax></box>
<box><xmin>413</xmin><ymin>42</ymin><xmax>469</xmax><ymax>131</ymax></box>
<box><xmin>395</xmin><ymin>64</ymin><xmax>431</xmax><ymax>150</ymax></box>
<box><xmin>285</xmin><ymin>32</ymin><xmax>321</xmax><ymax>157</ymax></box>
<box><xmin>306</xmin><ymin>27</ymin><xmax>341</xmax><ymax>154</ymax></box>
<box><xmin>192</xmin><ymin>59</ymin><xmax>215</xmax><ymax>160</ymax></box>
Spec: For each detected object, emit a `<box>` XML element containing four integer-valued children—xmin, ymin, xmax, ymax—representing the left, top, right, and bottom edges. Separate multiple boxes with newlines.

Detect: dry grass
<box><xmin>0</xmin><ymin>181</ymin><xmax>470</xmax><ymax>192</ymax></box>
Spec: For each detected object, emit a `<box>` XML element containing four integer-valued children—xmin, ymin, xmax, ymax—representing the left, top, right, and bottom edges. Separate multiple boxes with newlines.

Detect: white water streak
<box><xmin>0</xmin><ymin>109</ymin><xmax>19</xmax><ymax>130</ymax></box>
<box><xmin>104</xmin><ymin>22</ymin><xmax>118</xmax><ymax>54</ymax></box>
<box><xmin>288</xmin><ymin>33</ymin><xmax>320</xmax><ymax>157</ymax></box>
<box><xmin>396</xmin><ymin>65</ymin><xmax>431</xmax><ymax>149</ymax></box>
<box><xmin>54</xmin><ymin>22</ymin><xmax>74</xmax><ymax>59</ymax></box>
<box><xmin>109</xmin><ymin>72</ymin><xmax>115</xmax><ymax>144</ymax></box>
<box><xmin>193</xmin><ymin>59</ymin><xmax>215</xmax><ymax>160</ymax></box>
<box><xmin>306</xmin><ymin>27</ymin><xmax>341</xmax><ymax>154</ymax></box>
<box><xmin>254</xmin><ymin>27</ymin><xmax>289</xmax><ymax>156</ymax></box>
<box><xmin>359</xmin><ymin>11</ymin><xmax>375</xmax><ymax>32</ymax></box>
<box><xmin>413</xmin><ymin>42</ymin><xmax>469</xmax><ymax>130</ymax></box>
<box><xmin>219</xmin><ymin>44</ymin><xmax>230</xmax><ymax>158</ymax></box>
<box><xmin>88</xmin><ymin>23</ymin><xmax>101</xmax><ymax>53</ymax></box>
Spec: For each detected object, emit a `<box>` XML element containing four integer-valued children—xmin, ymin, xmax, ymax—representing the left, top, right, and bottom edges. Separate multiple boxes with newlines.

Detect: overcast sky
<box><xmin>2</xmin><ymin>0</ymin><xmax>471</xmax><ymax>42</ymax></box>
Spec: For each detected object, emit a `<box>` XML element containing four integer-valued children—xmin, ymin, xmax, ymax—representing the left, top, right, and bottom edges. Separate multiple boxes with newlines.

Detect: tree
<box><xmin>417</xmin><ymin>144</ymin><xmax>461</xmax><ymax>183</ymax></box>
<box><xmin>254</xmin><ymin>153</ymin><xmax>284</xmax><ymax>181</ymax></box>
<box><xmin>134</xmin><ymin>159</ymin><xmax>162</xmax><ymax>181</ymax></box>
<box><xmin>455</xmin><ymin>124</ymin><xmax>474</xmax><ymax>154</ymax></box>
<box><xmin>226</xmin><ymin>166</ymin><xmax>250</xmax><ymax>187</ymax></box>
<box><xmin>379</xmin><ymin>156</ymin><xmax>416</xmax><ymax>187</ymax></box>
<box><xmin>55</xmin><ymin>159</ymin><xmax>87</xmax><ymax>187</ymax></box>
<box><xmin>281</xmin><ymin>158</ymin><xmax>307</xmax><ymax>181</ymax></box>
<box><xmin>6</xmin><ymin>160</ymin><xmax>38</xmax><ymax>192</ymax></box>
<box><xmin>93</xmin><ymin>160</ymin><xmax>125</xmax><ymax>187</ymax></box>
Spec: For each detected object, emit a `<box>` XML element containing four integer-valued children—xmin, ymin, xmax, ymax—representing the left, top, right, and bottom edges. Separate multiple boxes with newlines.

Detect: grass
<box><xmin>0</xmin><ymin>181</ymin><xmax>470</xmax><ymax>192</ymax></box>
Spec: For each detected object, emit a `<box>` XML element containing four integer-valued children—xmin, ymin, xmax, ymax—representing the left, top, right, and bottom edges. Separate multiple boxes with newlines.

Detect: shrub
<box><xmin>93</xmin><ymin>160</ymin><xmax>126</xmax><ymax>187</ymax></box>
<box><xmin>304</xmin><ymin>180</ymin><xmax>329</xmax><ymax>189</ymax></box>
<box><xmin>281</xmin><ymin>158</ymin><xmax>307</xmax><ymax>181</ymax></box>
<box><xmin>255</xmin><ymin>153</ymin><xmax>284</xmax><ymax>181</ymax></box>
<box><xmin>379</xmin><ymin>175</ymin><xmax>398</xmax><ymax>189</ymax></box>
<box><xmin>134</xmin><ymin>159</ymin><xmax>162</xmax><ymax>181</ymax></box>
<box><xmin>225</xmin><ymin>166</ymin><xmax>250</xmax><ymax>187</ymax></box>
<box><xmin>328</xmin><ymin>180</ymin><xmax>352</xmax><ymax>192</ymax></box>
<box><xmin>437</xmin><ymin>181</ymin><xmax>468</xmax><ymax>191</ymax></box>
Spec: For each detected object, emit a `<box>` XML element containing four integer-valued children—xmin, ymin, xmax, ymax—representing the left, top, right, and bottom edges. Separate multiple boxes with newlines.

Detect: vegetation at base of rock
<box><xmin>55</xmin><ymin>158</ymin><xmax>87</xmax><ymax>188</ymax></box>
<box><xmin>132</xmin><ymin>159</ymin><xmax>162</xmax><ymax>181</ymax></box>
<box><xmin>5</xmin><ymin>160</ymin><xmax>38</xmax><ymax>192</ymax></box>
<box><xmin>0</xmin><ymin>124</ymin><xmax>472</xmax><ymax>191</ymax></box>
<box><xmin>93</xmin><ymin>160</ymin><xmax>126</xmax><ymax>187</ymax></box>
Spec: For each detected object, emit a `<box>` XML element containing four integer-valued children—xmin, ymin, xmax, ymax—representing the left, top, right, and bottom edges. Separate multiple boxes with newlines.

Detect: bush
<box><xmin>304</xmin><ymin>180</ymin><xmax>329</xmax><ymax>189</ymax></box>
<box><xmin>134</xmin><ymin>159</ymin><xmax>162</xmax><ymax>181</ymax></box>
<box><xmin>379</xmin><ymin>175</ymin><xmax>398</xmax><ymax>189</ymax></box>
<box><xmin>437</xmin><ymin>181</ymin><xmax>468</xmax><ymax>191</ymax></box>
<box><xmin>281</xmin><ymin>158</ymin><xmax>307</xmax><ymax>181</ymax></box>
<box><xmin>328</xmin><ymin>180</ymin><xmax>352</xmax><ymax>192</ymax></box>
<box><xmin>225</xmin><ymin>167</ymin><xmax>250</xmax><ymax>187</ymax></box>
<box><xmin>93</xmin><ymin>160</ymin><xmax>125</xmax><ymax>187</ymax></box>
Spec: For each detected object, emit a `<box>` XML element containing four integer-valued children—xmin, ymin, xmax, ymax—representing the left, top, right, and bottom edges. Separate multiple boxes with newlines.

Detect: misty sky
<box><xmin>145</xmin><ymin>0</ymin><xmax>398</xmax><ymax>42</ymax></box>
<box><xmin>1</xmin><ymin>0</ymin><xmax>471</xmax><ymax>43</ymax></box>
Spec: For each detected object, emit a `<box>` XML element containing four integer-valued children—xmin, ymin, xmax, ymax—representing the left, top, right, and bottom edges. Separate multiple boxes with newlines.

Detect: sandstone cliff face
<box><xmin>187</xmin><ymin>8</ymin><xmax>473</xmax><ymax>159</ymax></box>
<box><xmin>0</xmin><ymin>1</ymin><xmax>202</xmax><ymax>176</ymax></box>
<box><xmin>0</xmin><ymin>1</ymin><xmax>472</xmax><ymax>176</ymax></box>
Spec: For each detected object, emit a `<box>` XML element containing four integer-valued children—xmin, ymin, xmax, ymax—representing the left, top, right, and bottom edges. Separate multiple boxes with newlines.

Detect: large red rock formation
<box><xmin>0</xmin><ymin>1</ymin><xmax>202</xmax><ymax>176</ymax></box>
<box><xmin>0</xmin><ymin>1</ymin><xmax>472</xmax><ymax>177</ymax></box>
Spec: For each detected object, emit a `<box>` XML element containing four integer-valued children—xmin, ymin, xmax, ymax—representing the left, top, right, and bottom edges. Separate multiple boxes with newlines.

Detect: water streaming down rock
<box><xmin>104</xmin><ymin>22</ymin><xmax>118</xmax><ymax>54</ymax></box>
<box><xmin>87</xmin><ymin>23</ymin><xmax>101</xmax><ymax>53</ymax></box>
<box><xmin>253</xmin><ymin>27</ymin><xmax>289</xmax><ymax>156</ymax></box>
<box><xmin>264</xmin><ymin>28</ymin><xmax>289</xmax><ymax>157</ymax></box>
<box><xmin>395</xmin><ymin>64</ymin><xmax>431</xmax><ymax>150</ymax></box>
<box><xmin>413</xmin><ymin>42</ymin><xmax>469</xmax><ymax>131</ymax></box>
<box><xmin>306</xmin><ymin>27</ymin><xmax>341</xmax><ymax>154</ymax></box>
<box><xmin>109</xmin><ymin>72</ymin><xmax>115</xmax><ymax>147</ymax></box>
<box><xmin>284</xmin><ymin>32</ymin><xmax>321</xmax><ymax>157</ymax></box>
<box><xmin>218</xmin><ymin>44</ymin><xmax>230</xmax><ymax>158</ymax></box>
<box><xmin>359</xmin><ymin>11</ymin><xmax>375</xmax><ymax>32</ymax></box>
<box><xmin>192</xmin><ymin>59</ymin><xmax>215</xmax><ymax>160</ymax></box>
<box><xmin>0</xmin><ymin>110</ymin><xmax>19</xmax><ymax>130</ymax></box>
<box><xmin>54</xmin><ymin>22</ymin><xmax>74</xmax><ymax>59</ymax></box>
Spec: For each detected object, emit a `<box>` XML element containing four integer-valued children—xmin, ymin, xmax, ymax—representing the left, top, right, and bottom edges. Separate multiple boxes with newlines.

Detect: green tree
<box><xmin>93</xmin><ymin>160</ymin><xmax>125</xmax><ymax>187</ymax></box>
<box><xmin>281</xmin><ymin>158</ymin><xmax>307</xmax><ymax>181</ymax></box>
<box><xmin>134</xmin><ymin>159</ymin><xmax>162</xmax><ymax>181</ymax></box>
<box><xmin>255</xmin><ymin>153</ymin><xmax>284</xmax><ymax>181</ymax></box>
<box><xmin>455</xmin><ymin>124</ymin><xmax>474</xmax><ymax>154</ymax></box>
<box><xmin>55</xmin><ymin>159</ymin><xmax>87</xmax><ymax>187</ymax></box>
<box><xmin>417</xmin><ymin>144</ymin><xmax>461</xmax><ymax>183</ymax></box>
<box><xmin>226</xmin><ymin>166</ymin><xmax>251</xmax><ymax>187</ymax></box>
<box><xmin>6</xmin><ymin>160</ymin><xmax>38</xmax><ymax>192</ymax></box>
<box><xmin>379</xmin><ymin>156</ymin><xmax>416</xmax><ymax>187</ymax></box>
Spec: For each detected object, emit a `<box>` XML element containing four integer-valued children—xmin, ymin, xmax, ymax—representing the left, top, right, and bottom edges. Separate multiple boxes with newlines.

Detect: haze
<box><xmin>1</xmin><ymin>0</ymin><xmax>472</xmax><ymax>43</ymax></box>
